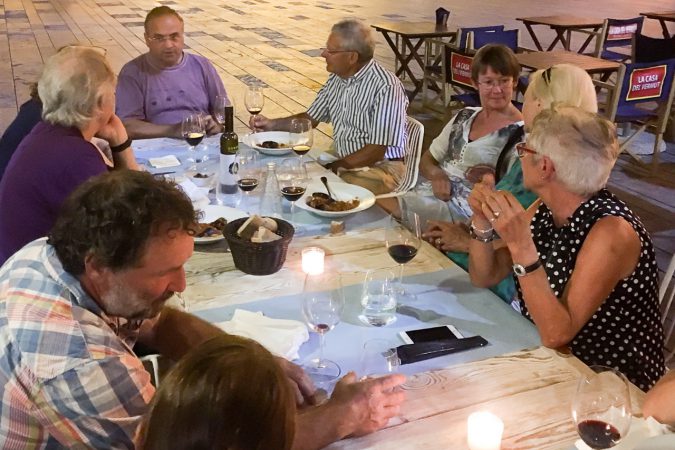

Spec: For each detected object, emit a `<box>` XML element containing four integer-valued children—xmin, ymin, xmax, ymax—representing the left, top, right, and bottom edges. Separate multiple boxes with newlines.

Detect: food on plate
<box><xmin>195</xmin><ymin>217</ymin><xmax>227</xmax><ymax>238</ymax></box>
<box><xmin>259</xmin><ymin>140</ymin><xmax>288</xmax><ymax>149</ymax></box>
<box><xmin>236</xmin><ymin>215</ymin><xmax>280</xmax><ymax>242</ymax></box>
<box><xmin>193</xmin><ymin>172</ymin><xmax>211</xmax><ymax>179</ymax></box>
<box><xmin>306</xmin><ymin>194</ymin><xmax>360</xmax><ymax>212</ymax></box>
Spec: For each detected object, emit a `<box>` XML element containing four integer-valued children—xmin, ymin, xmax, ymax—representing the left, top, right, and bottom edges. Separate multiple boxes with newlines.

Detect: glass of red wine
<box><xmin>301</xmin><ymin>272</ymin><xmax>344</xmax><ymax>388</ymax></box>
<box><xmin>572</xmin><ymin>366</ymin><xmax>632</xmax><ymax>449</ymax></box>
<box><xmin>181</xmin><ymin>113</ymin><xmax>206</xmax><ymax>167</ymax></box>
<box><xmin>244</xmin><ymin>85</ymin><xmax>264</xmax><ymax>119</ymax></box>
<box><xmin>385</xmin><ymin>212</ymin><xmax>421</xmax><ymax>303</ymax></box>
<box><xmin>235</xmin><ymin>148</ymin><xmax>259</xmax><ymax>213</ymax></box>
<box><xmin>289</xmin><ymin>118</ymin><xmax>313</xmax><ymax>165</ymax></box>
<box><xmin>277</xmin><ymin>158</ymin><xmax>308</xmax><ymax>225</ymax></box>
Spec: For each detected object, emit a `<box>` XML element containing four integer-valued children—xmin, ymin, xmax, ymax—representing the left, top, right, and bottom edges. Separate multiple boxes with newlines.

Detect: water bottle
<box><xmin>259</xmin><ymin>161</ymin><xmax>282</xmax><ymax>218</ymax></box>
<box><xmin>217</xmin><ymin>105</ymin><xmax>238</xmax><ymax>206</ymax></box>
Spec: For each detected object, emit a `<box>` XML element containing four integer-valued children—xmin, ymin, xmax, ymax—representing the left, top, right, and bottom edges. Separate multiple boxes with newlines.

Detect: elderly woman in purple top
<box><xmin>0</xmin><ymin>46</ymin><xmax>139</xmax><ymax>265</ymax></box>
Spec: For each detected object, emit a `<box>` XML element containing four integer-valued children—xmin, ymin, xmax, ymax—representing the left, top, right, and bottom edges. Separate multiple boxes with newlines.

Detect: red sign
<box><xmin>607</xmin><ymin>23</ymin><xmax>638</xmax><ymax>41</ymax></box>
<box><xmin>626</xmin><ymin>65</ymin><xmax>667</xmax><ymax>101</ymax></box>
<box><xmin>450</xmin><ymin>53</ymin><xmax>474</xmax><ymax>88</ymax></box>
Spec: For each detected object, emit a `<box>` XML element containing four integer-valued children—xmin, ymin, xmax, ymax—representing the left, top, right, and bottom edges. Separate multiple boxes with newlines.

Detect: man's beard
<box><xmin>100</xmin><ymin>280</ymin><xmax>173</xmax><ymax>321</ymax></box>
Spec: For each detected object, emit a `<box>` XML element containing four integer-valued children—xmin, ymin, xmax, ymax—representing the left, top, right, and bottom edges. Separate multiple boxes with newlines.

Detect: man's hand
<box><xmin>96</xmin><ymin>114</ymin><xmax>129</xmax><ymax>147</ymax></box>
<box><xmin>276</xmin><ymin>357</ymin><xmax>317</xmax><ymax>406</ymax></box>
<box><xmin>329</xmin><ymin>372</ymin><xmax>406</xmax><ymax>437</ymax></box>
<box><xmin>203</xmin><ymin>115</ymin><xmax>222</xmax><ymax>136</ymax></box>
<box><xmin>430</xmin><ymin>174</ymin><xmax>452</xmax><ymax>201</ymax></box>
<box><xmin>249</xmin><ymin>114</ymin><xmax>273</xmax><ymax>131</ymax></box>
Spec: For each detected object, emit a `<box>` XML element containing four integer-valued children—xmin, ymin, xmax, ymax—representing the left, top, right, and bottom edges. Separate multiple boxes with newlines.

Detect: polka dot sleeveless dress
<box><xmin>515</xmin><ymin>189</ymin><xmax>665</xmax><ymax>390</ymax></box>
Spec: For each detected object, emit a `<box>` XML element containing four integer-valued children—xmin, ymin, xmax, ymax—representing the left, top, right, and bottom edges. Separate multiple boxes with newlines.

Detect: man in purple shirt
<box><xmin>116</xmin><ymin>6</ymin><xmax>228</xmax><ymax>139</ymax></box>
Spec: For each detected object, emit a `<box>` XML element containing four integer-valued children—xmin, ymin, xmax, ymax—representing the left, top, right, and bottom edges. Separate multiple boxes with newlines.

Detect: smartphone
<box><xmin>398</xmin><ymin>325</ymin><xmax>464</xmax><ymax>344</ymax></box>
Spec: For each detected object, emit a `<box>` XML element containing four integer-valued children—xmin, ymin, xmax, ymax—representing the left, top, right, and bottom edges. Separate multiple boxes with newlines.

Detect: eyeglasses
<box><xmin>321</xmin><ymin>47</ymin><xmax>355</xmax><ymax>55</ymax></box>
<box><xmin>516</xmin><ymin>142</ymin><xmax>538</xmax><ymax>158</ymax></box>
<box><xmin>542</xmin><ymin>66</ymin><xmax>554</xmax><ymax>85</ymax></box>
<box><xmin>147</xmin><ymin>32</ymin><xmax>183</xmax><ymax>43</ymax></box>
<box><xmin>476</xmin><ymin>77</ymin><xmax>513</xmax><ymax>90</ymax></box>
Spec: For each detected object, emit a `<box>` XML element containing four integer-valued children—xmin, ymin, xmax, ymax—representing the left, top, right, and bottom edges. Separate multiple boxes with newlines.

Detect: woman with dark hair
<box><xmin>0</xmin><ymin>83</ymin><xmax>42</xmax><ymax>182</ymax></box>
<box><xmin>399</xmin><ymin>44</ymin><xmax>524</xmax><ymax>223</ymax></box>
<box><xmin>136</xmin><ymin>335</ymin><xmax>296</xmax><ymax>450</ymax></box>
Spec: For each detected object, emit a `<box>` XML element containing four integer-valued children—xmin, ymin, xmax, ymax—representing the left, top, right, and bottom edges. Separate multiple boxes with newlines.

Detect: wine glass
<box><xmin>301</xmin><ymin>272</ymin><xmax>344</xmax><ymax>386</ymax></box>
<box><xmin>572</xmin><ymin>366</ymin><xmax>632</xmax><ymax>449</ymax></box>
<box><xmin>181</xmin><ymin>113</ymin><xmax>206</xmax><ymax>167</ymax></box>
<box><xmin>385</xmin><ymin>212</ymin><xmax>421</xmax><ymax>303</ymax></box>
<box><xmin>235</xmin><ymin>148</ymin><xmax>259</xmax><ymax>213</ymax></box>
<box><xmin>360</xmin><ymin>339</ymin><xmax>400</xmax><ymax>378</ymax></box>
<box><xmin>213</xmin><ymin>95</ymin><xmax>229</xmax><ymax>127</ymax></box>
<box><xmin>244</xmin><ymin>85</ymin><xmax>265</xmax><ymax>119</ymax></box>
<box><xmin>289</xmin><ymin>118</ymin><xmax>313</xmax><ymax>165</ymax></box>
<box><xmin>359</xmin><ymin>268</ymin><xmax>397</xmax><ymax>327</ymax></box>
<box><xmin>277</xmin><ymin>158</ymin><xmax>308</xmax><ymax>225</ymax></box>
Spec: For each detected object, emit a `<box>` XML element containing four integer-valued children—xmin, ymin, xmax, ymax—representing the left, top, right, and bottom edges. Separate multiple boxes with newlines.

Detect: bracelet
<box><xmin>110</xmin><ymin>138</ymin><xmax>132</xmax><ymax>153</ymax></box>
<box><xmin>470</xmin><ymin>222</ymin><xmax>493</xmax><ymax>235</ymax></box>
<box><xmin>469</xmin><ymin>224</ymin><xmax>495</xmax><ymax>243</ymax></box>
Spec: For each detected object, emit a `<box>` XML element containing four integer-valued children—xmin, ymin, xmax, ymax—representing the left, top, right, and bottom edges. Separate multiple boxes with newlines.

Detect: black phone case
<box><xmin>396</xmin><ymin>336</ymin><xmax>489</xmax><ymax>365</ymax></box>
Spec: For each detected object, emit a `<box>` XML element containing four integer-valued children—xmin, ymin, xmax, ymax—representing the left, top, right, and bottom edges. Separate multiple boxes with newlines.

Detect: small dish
<box><xmin>194</xmin><ymin>205</ymin><xmax>248</xmax><ymax>244</ymax></box>
<box><xmin>243</xmin><ymin>131</ymin><xmax>293</xmax><ymax>156</ymax></box>
<box><xmin>187</xmin><ymin>170</ymin><xmax>216</xmax><ymax>188</ymax></box>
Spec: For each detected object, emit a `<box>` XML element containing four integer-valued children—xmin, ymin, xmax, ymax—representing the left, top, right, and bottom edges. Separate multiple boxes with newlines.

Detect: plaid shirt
<box><xmin>0</xmin><ymin>239</ymin><xmax>154</xmax><ymax>448</ymax></box>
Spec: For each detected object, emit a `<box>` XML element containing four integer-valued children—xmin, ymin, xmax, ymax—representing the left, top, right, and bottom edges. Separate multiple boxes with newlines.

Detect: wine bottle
<box><xmin>217</xmin><ymin>105</ymin><xmax>239</xmax><ymax>205</ymax></box>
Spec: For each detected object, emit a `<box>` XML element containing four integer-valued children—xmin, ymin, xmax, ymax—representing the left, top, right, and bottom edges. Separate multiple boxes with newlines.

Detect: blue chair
<box><xmin>633</xmin><ymin>33</ymin><xmax>675</xmax><ymax>63</ymax></box>
<box><xmin>605</xmin><ymin>57</ymin><xmax>675</xmax><ymax>166</ymax></box>
<box><xmin>456</xmin><ymin>25</ymin><xmax>505</xmax><ymax>51</ymax></box>
<box><xmin>596</xmin><ymin>17</ymin><xmax>644</xmax><ymax>62</ymax></box>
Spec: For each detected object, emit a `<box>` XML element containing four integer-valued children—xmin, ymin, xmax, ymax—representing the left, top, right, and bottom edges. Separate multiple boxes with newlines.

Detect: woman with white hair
<box><xmin>0</xmin><ymin>46</ymin><xmax>138</xmax><ymax>265</ymax></box>
<box><xmin>468</xmin><ymin>105</ymin><xmax>664</xmax><ymax>390</ymax></box>
<box><xmin>425</xmin><ymin>64</ymin><xmax>599</xmax><ymax>301</ymax></box>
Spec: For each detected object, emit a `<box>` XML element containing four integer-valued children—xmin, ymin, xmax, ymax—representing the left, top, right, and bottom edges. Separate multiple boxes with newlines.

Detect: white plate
<box><xmin>243</xmin><ymin>131</ymin><xmax>293</xmax><ymax>156</ymax></box>
<box><xmin>634</xmin><ymin>434</ymin><xmax>675</xmax><ymax>450</ymax></box>
<box><xmin>295</xmin><ymin>180</ymin><xmax>375</xmax><ymax>218</ymax></box>
<box><xmin>194</xmin><ymin>205</ymin><xmax>247</xmax><ymax>244</ymax></box>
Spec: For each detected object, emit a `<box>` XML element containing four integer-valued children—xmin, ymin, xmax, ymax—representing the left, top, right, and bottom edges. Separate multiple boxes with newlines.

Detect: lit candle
<box><xmin>301</xmin><ymin>247</ymin><xmax>325</xmax><ymax>275</ymax></box>
<box><xmin>467</xmin><ymin>412</ymin><xmax>504</xmax><ymax>450</ymax></box>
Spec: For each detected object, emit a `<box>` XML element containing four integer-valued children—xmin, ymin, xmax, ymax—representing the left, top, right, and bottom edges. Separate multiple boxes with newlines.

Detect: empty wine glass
<box><xmin>359</xmin><ymin>268</ymin><xmax>397</xmax><ymax>327</ymax></box>
<box><xmin>235</xmin><ymin>148</ymin><xmax>259</xmax><ymax>213</ymax></box>
<box><xmin>301</xmin><ymin>272</ymin><xmax>344</xmax><ymax>386</ymax></box>
<box><xmin>181</xmin><ymin>113</ymin><xmax>206</xmax><ymax>167</ymax></box>
<box><xmin>213</xmin><ymin>94</ymin><xmax>229</xmax><ymax>127</ymax></box>
<box><xmin>244</xmin><ymin>85</ymin><xmax>265</xmax><ymax>118</ymax></box>
<box><xmin>289</xmin><ymin>118</ymin><xmax>313</xmax><ymax>165</ymax></box>
<box><xmin>572</xmin><ymin>366</ymin><xmax>632</xmax><ymax>449</ymax></box>
<box><xmin>277</xmin><ymin>158</ymin><xmax>308</xmax><ymax>225</ymax></box>
<box><xmin>385</xmin><ymin>212</ymin><xmax>421</xmax><ymax>303</ymax></box>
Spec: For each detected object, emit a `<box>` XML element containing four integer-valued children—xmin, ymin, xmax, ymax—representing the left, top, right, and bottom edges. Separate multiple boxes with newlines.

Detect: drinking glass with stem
<box><xmin>384</xmin><ymin>211</ymin><xmax>421</xmax><ymax>303</ymax></box>
<box><xmin>245</xmin><ymin>85</ymin><xmax>265</xmax><ymax>120</ymax></box>
<box><xmin>213</xmin><ymin>94</ymin><xmax>229</xmax><ymax>128</ymax></box>
<box><xmin>301</xmin><ymin>272</ymin><xmax>344</xmax><ymax>385</ymax></box>
<box><xmin>181</xmin><ymin>113</ymin><xmax>206</xmax><ymax>167</ymax></box>
<box><xmin>289</xmin><ymin>118</ymin><xmax>313</xmax><ymax>165</ymax></box>
<box><xmin>571</xmin><ymin>366</ymin><xmax>632</xmax><ymax>449</ymax></box>
<box><xmin>234</xmin><ymin>148</ymin><xmax>260</xmax><ymax>214</ymax></box>
<box><xmin>277</xmin><ymin>158</ymin><xmax>308</xmax><ymax>226</ymax></box>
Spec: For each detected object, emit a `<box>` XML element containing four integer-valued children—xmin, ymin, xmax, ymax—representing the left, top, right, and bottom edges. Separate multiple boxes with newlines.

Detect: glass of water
<box><xmin>358</xmin><ymin>268</ymin><xmax>397</xmax><ymax>327</ymax></box>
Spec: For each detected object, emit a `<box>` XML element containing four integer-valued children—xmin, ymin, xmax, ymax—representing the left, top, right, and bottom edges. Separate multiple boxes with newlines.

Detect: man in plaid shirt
<box><xmin>0</xmin><ymin>171</ymin><xmax>405</xmax><ymax>449</ymax></box>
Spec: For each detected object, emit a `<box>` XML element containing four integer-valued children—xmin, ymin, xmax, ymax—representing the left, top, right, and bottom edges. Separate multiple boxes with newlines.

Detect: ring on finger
<box><xmin>435</xmin><ymin>238</ymin><xmax>442</xmax><ymax>245</ymax></box>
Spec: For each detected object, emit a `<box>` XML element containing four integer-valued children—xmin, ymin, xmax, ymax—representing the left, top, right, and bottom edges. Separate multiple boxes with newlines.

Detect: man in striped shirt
<box><xmin>251</xmin><ymin>19</ymin><xmax>409</xmax><ymax>195</ymax></box>
<box><xmin>0</xmin><ymin>170</ymin><xmax>405</xmax><ymax>448</ymax></box>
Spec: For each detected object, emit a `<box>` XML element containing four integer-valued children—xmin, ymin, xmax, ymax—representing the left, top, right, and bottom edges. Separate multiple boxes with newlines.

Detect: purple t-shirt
<box><xmin>0</xmin><ymin>122</ymin><xmax>108</xmax><ymax>264</ymax></box>
<box><xmin>115</xmin><ymin>52</ymin><xmax>227</xmax><ymax>125</ymax></box>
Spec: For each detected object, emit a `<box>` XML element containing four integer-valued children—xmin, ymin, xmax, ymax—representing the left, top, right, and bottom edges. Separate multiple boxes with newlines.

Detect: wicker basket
<box><xmin>224</xmin><ymin>217</ymin><xmax>295</xmax><ymax>275</ymax></box>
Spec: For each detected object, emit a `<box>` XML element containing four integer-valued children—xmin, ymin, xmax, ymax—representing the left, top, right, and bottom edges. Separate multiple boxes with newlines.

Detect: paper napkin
<box><xmin>148</xmin><ymin>155</ymin><xmax>181</xmax><ymax>168</ymax></box>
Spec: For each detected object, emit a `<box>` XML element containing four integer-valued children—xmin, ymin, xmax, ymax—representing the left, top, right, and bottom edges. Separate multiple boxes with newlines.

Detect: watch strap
<box><xmin>513</xmin><ymin>259</ymin><xmax>542</xmax><ymax>276</ymax></box>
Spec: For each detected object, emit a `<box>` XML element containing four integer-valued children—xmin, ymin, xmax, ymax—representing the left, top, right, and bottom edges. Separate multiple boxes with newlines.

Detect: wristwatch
<box><xmin>513</xmin><ymin>259</ymin><xmax>542</xmax><ymax>277</ymax></box>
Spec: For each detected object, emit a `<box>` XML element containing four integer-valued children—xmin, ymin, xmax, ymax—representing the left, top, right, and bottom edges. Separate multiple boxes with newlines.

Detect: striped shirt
<box><xmin>0</xmin><ymin>238</ymin><xmax>154</xmax><ymax>449</ymax></box>
<box><xmin>307</xmin><ymin>59</ymin><xmax>408</xmax><ymax>159</ymax></box>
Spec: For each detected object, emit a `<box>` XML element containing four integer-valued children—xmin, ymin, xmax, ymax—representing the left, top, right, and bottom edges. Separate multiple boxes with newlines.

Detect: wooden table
<box><xmin>517</xmin><ymin>15</ymin><xmax>604</xmax><ymax>53</ymax></box>
<box><xmin>515</xmin><ymin>50</ymin><xmax>621</xmax><ymax>75</ymax></box>
<box><xmin>641</xmin><ymin>11</ymin><xmax>675</xmax><ymax>39</ymax></box>
<box><xmin>371</xmin><ymin>22</ymin><xmax>457</xmax><ymax>101</ymax></box>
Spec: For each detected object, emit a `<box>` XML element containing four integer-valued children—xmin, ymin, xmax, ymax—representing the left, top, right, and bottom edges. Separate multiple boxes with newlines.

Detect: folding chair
<box><xmin>604</xmin><ymin>57</ymin><xmax>675</xmax><ymax>167</ymax></box>
<box><xmin>376</xmin><ymin>116</ymin><xmax>424</xmax><ymax>199</ymax></box>
<box><xmin>659</xmin><ymin>254</ymin><xmax>675</xmax><ymax>362</ymax></box>
<box><xmin>469</xmin><ymin>28</ymin><xmax>519</xmax><ymax>52</ymax></box>
<box><xmin>594</xmin><ymin>17</ymin><xmax>644</xmax><ymax>62</ymax></box>
<box><xmin>633</xmin><ymin>33</ymin><xmax>675</xmax><ymax>63</ymax></box>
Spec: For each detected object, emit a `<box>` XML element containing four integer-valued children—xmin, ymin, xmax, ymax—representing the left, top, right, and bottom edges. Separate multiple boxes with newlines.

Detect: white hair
<box><xmin>38</xmin><ymin>47</ymin><xmax>116</xmax><ymax>129</ymax></box>
<box><xmin>331</xmin><ymin>19</ymin><xmax>375</xmax><ymax>63</ymax></box>
<box><xmin>528</xmin><ymin>105</ymin><xmax>619</xmax><ymax>196</ymax></box>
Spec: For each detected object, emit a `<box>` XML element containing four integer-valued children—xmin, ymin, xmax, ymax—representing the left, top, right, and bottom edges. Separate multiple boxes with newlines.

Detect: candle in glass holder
<box><xmin>467</xmin><ymin>411</ymin><xmax>503</xmax><ymax>450</ymax></box>
<box><xmin>301</xmin><ymin>247</ymin><xmax>325</xmax><ymax>275</ymax></box>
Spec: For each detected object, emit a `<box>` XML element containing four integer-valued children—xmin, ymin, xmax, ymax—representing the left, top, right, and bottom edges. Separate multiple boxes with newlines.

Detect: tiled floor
<box><xmin>0</xmin><ymin>0</ymin><xmax>672</xmax><ymax>268</ymax></box>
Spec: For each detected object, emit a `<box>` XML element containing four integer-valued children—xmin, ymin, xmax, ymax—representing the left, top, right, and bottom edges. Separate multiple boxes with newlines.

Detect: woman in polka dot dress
<box><xmin>467</xmin><ymin>105</ymin><xmax>665</xmax><ymax>390</ymax></box>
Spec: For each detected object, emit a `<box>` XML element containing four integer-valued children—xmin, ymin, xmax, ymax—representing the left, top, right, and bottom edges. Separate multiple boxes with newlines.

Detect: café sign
<box><xmin>626</xmin><ymin>65</ymin><xmax>667</xmax><ymax>101</ymax></box>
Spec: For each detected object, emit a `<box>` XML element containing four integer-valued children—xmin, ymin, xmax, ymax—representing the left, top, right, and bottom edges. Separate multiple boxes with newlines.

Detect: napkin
<box><xmin>149</xmin><ymin>155</ymin><xmax>181</xmax><ymax>168</ymax></box>
<box><xmin>177</xmin><ymin>178</ymin><xmax>210</xmax><ymax>206</ymax></box>
<box><xmin>574</xmin><ymin>416</ymin><xmax>670</xmax><ymax>450</ymax></box>
<box><xmin>216</xmin><ymin>309</ymin><xmax>309</xmax><ymax>360</ymax></box>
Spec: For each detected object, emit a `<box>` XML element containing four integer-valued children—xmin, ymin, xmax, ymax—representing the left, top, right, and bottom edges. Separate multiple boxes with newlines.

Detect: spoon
<box><xmin>320</xmin><ymin>176</ymin><xmax>336</xmax><ymax>202</ymax></box>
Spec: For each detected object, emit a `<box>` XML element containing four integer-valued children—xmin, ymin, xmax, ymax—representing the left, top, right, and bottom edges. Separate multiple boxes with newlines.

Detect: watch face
<box><xmin>513</xmin><ymin>264</ymin><xmax>526</xmax><ymax>276</ymax></box>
